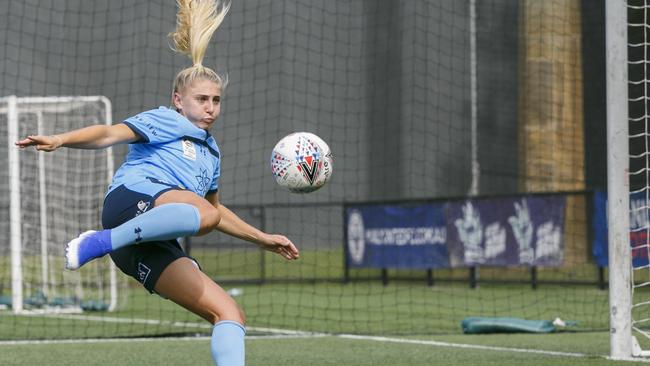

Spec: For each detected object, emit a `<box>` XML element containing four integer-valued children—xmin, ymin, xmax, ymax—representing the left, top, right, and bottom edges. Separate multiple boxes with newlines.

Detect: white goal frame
<box><xmin>3</xmin><ymin>95</ymin><xmax>118</xmax><ymax>314</ymax></box>
<box><xmin>604</xmin><ymin>0</ymin><xmax>650</xmax><ymax>360</ymax></box>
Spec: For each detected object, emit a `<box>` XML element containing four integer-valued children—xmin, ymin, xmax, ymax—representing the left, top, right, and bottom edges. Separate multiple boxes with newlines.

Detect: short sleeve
<box><xmin>123</xmin><ymin>108</ymin><xmax>185</xmax><ymax>144</ymax></box>
<box><xmin>208</xmin><ymin>159</ymin><xmax>220</xmax><ymax>194</ymax></box>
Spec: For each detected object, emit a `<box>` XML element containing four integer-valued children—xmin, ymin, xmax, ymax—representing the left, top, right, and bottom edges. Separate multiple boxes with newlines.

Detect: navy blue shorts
<box><xmin>102</xmin><ymin>183</ymin><xmax>199</xmax><ymax>293</ymax></box>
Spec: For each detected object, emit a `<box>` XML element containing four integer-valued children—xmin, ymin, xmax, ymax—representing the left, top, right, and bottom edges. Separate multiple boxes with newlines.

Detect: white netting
<box><xmin>0</xmin><ymin>96</ymin><xmax>118</xmax><ymax>314</ymax></box>
<box><xmin>0</xmin><ymin>0</ymin><xmax>615</xmax><ymax>341</ymax></box>
<box><xmin>629</xmin><ymin>0</ymin><xmax>650</xmax><ymax>344</ymax></box>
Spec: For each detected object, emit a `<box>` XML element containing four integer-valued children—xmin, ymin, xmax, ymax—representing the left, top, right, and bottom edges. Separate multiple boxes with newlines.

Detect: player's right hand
<box><xmin>15</xmin><ymin>135</ymin><xmax>63</xmax><ymax>152</ymax></box>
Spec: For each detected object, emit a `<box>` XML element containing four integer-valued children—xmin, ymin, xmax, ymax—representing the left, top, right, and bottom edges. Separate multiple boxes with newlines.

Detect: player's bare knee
<box><xmin>205</xmin><ymin>311</ymin><xmax>220</xmax><ymax>325</ymax></box>
<box><xmin>198</xmin><ymin>206</ymin><xmax>221</xmax><ymax>235</ymax></box>
<box><xmin>225</xmin><ymin>303</ymin><xmax>245</xmax><ymax>325</ymax></box>
<box><xmin>238</xmin><ymin>307</ymin><xmax>246</xmax><ymax>325</ymax></box>
<box><xmin>206</xmin><ymin>307</ymin><xmax>244</xmax><ymax>325</ymax></box>
<box><xmin>227</xmin><ymin>309</ymin><xmax>245</xmax><ymax>326</ymax></box>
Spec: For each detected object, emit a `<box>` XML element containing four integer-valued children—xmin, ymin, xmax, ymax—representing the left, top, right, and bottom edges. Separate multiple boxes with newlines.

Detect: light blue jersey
<box><xmin>108</xmin><ymin>106</ymin><xmax>221</xmax><ymax>198</ymax></box>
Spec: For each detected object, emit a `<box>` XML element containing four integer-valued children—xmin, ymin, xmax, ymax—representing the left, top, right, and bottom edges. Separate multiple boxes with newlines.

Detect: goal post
<box><xmin>606</xmin><ymin>0</ymin><xmax>632</xmax><ymax>359</ymax></box>
<box><xmin>2</xmin><ymin>95</ymin><xmax>118</xmax><ymax>314</ymax></box>
<box><xmin>7</xmin><ymin>96</ymin><xmax>22</xmax><ymax>313</ymax></box>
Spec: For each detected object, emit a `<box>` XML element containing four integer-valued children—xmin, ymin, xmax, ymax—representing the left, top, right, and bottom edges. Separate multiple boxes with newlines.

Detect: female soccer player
<box><xmin>15</xmin><ymin>1</ymin><xmax>296</xmax><ymax>365</ymax></box>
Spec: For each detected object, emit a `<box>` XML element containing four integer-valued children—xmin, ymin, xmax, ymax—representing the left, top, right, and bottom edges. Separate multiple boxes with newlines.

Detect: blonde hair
<box><xmin>169</xmin><ymin>0</ymin><xmax>231</xmax><ymax>98</ymax></box>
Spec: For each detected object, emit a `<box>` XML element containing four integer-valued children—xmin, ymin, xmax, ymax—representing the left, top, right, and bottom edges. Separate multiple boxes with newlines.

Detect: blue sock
<box><xmin>211</xmin><ymin>320</ymin><xmax>246</xmax><ymax>366</ymax></box>
<box><xmin>106</xmin><ymin>203</ymin><xmax>201</xmax><ymax>250</ymax></box>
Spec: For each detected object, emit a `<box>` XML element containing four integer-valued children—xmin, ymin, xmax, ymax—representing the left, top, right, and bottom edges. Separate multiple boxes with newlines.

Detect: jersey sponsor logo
<box><xmin>137</xmin><ymin>262</ymin><xmax>151</xmax><ymax>284</ymax></box>
<box><xmin>181</xmin><ymin>138</ymin><xmax>197</xmax><ymax>161</ymax></box>
<box><xmin>182</xmin><ymin>135</ymin><xmax>220</xmax><ymax>158</ymax></box>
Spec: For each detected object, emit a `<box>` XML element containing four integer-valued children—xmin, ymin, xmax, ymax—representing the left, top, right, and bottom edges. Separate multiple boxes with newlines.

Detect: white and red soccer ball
<box><xmin>270</xmin><ymin>132</ymin><xmax>333</xmax><ymax>193</ymax></box>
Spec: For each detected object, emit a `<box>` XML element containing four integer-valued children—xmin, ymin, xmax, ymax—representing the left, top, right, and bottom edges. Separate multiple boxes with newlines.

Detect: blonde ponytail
<box><xmin>169</xmin><ymin>0</ymin><xmax>230</xmax><ymax>67</ymax></box>
<box><xmin>169</xmin><ymin>0</ymin><xmax>230</xmax><ymax>98</ymax></box>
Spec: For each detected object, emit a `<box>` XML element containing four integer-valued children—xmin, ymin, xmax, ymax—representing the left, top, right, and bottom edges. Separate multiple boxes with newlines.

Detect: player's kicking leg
<box><xmin>65</xmin><ymin>201</ymin><xmax>206</xmax><ymax>270</ymax></box>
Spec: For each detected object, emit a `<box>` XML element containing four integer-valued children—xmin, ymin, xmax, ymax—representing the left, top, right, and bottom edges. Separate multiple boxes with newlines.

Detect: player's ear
<box><xmin>172</xmin><ymin>92</ymin><xmax>183</xmax><ymax>110</ymax></box>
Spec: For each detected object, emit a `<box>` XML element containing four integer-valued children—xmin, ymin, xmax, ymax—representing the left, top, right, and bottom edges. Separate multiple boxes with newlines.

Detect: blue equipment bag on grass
<box><xmin>461</xmin><ymin>317</ymin><xmax>557</xmax><ymax>334</ymax></box>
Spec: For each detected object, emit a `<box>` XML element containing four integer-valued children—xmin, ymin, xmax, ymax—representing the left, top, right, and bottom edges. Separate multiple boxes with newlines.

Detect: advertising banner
<box><xmin>345</xmin><ymin>204</ymin><xmax>449</xmax><ymax>269</ymax></box>
<box><xmin>445</xmin><ymin>196</ymin><xmax>566</xmax><ymax>267</ymax></box>
<box><xmin>345</xmin><ymin>195</ymin><xmax>566</xmax><ymax>269</ymax></box>
<box><xmin>592</xmin><ymin>191</ymin><xmax>649</xmax><ymax>267</ymax></box>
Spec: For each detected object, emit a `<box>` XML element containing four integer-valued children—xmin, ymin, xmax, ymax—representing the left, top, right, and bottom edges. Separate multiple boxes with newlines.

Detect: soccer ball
<box><xmin>270</xmin><ymin>132</ymin><xmax>333</xmax><ymax>193</ymax></box>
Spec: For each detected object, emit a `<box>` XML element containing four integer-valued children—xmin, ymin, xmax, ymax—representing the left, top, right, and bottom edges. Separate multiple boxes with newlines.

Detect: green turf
<box><xmin>192</xmin><ymin>247</ymin><xmax>608</xmax><ymax>283</ymax></box>
<box><xmin>0</xmin><ymin>281</ymin><xmax>617</xmax><ymax>339</ymax></box>
<box><xmin>0</xmin><ymin>332</ymin><xmax>639</xmax><ymax>366</ymax></box>
<box><xmin>2</xmin><ymin>247</ymin><xmax>647</xmax><ymax>364</ymax></box>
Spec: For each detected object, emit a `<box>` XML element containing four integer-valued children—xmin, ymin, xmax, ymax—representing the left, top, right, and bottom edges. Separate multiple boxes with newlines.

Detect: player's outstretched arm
<box><xmin>206</xmin><ymin>192</ymin><xmax>300</xmax><ymax>260</ymax></box>
<box><xmin>15</xmin><ymin>123</ymin><xmax>139</xmax><ymax>151</ymax></box>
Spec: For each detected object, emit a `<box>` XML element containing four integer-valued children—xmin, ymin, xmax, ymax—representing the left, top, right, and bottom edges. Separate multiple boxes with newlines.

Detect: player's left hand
<box><xmin>15</xmin><ymin>135</ymin><xmax>63</xmax><ymax>151</ymax></box>
<box><xmin>258</xmin><ymin>234</ymin><xmax>299</xmax><ymax>260</ymax></box>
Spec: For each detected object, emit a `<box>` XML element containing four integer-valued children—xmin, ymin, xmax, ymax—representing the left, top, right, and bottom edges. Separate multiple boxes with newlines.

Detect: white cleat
<box><xmin>65</xmin><ymin>230</ymin><xmax>98</xmax><ymax>270</ymax></box>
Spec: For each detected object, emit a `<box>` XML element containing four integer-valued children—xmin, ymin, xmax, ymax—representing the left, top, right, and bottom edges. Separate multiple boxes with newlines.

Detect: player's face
<box><xmin>173</xmin><ymin>78</ymin><xmax>222</xmax><ymax>130</ymax></box>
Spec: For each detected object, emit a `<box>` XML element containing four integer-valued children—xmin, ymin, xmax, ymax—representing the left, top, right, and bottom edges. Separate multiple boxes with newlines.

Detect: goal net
<box><xmin>0</xmin><ymin>0</ymin><xmax>628</xmax><ymax>350</ymax></box>
<box><xmin>619</xmin><ymin>0</ymin><xmax>650</xmax><ymax>358</ymax></box>
<box><xmin>0</xmin><ymin>96</ymin><xmax>118</xmax><ymax>316</ymax></box>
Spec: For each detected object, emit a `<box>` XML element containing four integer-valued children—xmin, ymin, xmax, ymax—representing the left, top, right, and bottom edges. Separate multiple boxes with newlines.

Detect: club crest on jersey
<box><xmin>195</xmin><ymin>168</ymin><xmax>211</xmax><ymax>194</ymax></box>
<box><xmin>181</xmin><ymin>138</ymin><xmax>196</xmax><ymax>161</ymax></box>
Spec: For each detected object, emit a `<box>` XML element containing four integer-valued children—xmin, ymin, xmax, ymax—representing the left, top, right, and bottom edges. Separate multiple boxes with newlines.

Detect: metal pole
<box><xmin>468</xmin><ymin>0</ymin><xmax>480</xmax><ymax>196</ymax></box>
